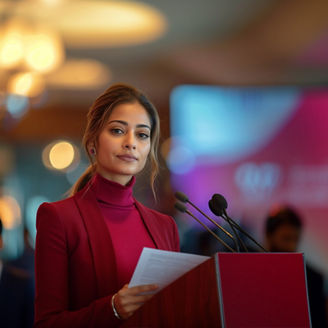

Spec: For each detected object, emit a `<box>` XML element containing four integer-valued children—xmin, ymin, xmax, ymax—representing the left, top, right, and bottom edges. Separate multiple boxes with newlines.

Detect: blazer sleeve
<box><xmin>34</xmin><ymin>202</ymin><xmax>121</xmax><ymax>328</ymax></box>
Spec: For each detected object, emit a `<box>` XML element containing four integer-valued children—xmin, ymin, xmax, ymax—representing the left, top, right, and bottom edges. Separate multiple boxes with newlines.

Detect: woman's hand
<box><xmin>113</xmin><ymin>284</ymin><xmax>158</xmax><ymax>320</ymax></box>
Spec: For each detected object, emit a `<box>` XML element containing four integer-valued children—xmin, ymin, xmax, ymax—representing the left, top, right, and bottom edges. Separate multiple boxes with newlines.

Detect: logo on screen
<box><xmin>235</xmin><ymin>162</ymin><xmax>281</xmax><ymax>199</ymax></box>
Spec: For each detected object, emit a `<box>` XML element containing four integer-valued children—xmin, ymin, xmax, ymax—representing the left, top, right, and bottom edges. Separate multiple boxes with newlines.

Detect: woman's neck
<box><xmin>96</xmin><ymin>169</ymin><xmax>133</xmax><ymax>186</ymax></box>
<box><xmin>92</xmin><ymin>173</ymin><xmax>135</xmax><ymax>206</ymax></box>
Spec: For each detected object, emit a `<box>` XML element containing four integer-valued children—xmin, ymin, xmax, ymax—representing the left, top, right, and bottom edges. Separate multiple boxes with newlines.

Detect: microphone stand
<box><xmin>174</xmin><ymin>202</ymin><xmax>236</xmax><ymax>253</ymax></box>
<box><xmin>222</xmin><ymin>209</ymin><xmax>268</xmax><ymax>252</ymax></box>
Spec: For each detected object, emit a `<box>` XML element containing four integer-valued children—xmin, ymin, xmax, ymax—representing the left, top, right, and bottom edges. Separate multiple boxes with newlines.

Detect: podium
<box><xmin>121</xmin><ymin>253</ymin><xmax>311</xmax><ymax>327</ymax></box>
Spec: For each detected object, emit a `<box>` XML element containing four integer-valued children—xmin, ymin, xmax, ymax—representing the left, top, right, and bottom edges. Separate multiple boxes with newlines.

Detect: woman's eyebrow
<box><xmin>108</xmin><ymin>120</ymin><xmax>151</xmax><ymax>130</ymax></box>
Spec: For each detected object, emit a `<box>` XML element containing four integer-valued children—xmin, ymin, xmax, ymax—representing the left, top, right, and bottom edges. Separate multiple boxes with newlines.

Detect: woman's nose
<box><xmin>123</xmin><ymin>132</ymin><xmax>136</xmax><ymax>150</ymax></box>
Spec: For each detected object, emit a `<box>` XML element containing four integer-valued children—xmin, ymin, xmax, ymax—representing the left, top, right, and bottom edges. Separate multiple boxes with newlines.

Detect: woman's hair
<box><xmin>71</xmin><ymin>83</ymin><xmax>160</xmax><ymax>197</ymax></box>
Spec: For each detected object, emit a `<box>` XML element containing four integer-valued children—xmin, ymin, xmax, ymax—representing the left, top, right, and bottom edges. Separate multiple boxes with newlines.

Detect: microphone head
<box><xmin>208</xmin><ymin>199</ymin><xmax>224</xmax><ymax>217</ymax></box>
<box><xmin>174</xmin><ymin>191</ymin><xmax>189</xmax><ymax>203</ymax></box>
<box><xmin>174</xmin><ymin>202</ymin><xmax>187</xmax><ymax>213</ymax></box>
<box><xmin>212</xmin><ymin>193</ymin><xmax>228</xmax><ymax>210</ymax></box>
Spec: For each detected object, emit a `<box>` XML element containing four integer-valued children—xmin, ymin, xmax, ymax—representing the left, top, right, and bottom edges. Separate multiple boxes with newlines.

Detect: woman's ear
<box><xmin>88</xmin><ymin>143</ymin><xmax>96</xmax><ymax>156</ymax></box>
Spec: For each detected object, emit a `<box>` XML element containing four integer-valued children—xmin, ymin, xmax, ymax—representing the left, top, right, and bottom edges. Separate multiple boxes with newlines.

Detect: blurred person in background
<box><xmin>264</xmin><ymin>206</ymin><xmax>327</xmax><ymax>327</ymax></box>
<box><xmin>0</xmin><ymin>217</ymin><xmax>34</xmax><ymax>328</ymax></box>
<box><xmin>9</xmin><ymin>226</ymin><xmax>35</xmax><ymax>277</ymax></box>
<box><xmin>34</xmin><ymin>84</ymin><xmax>180</xmax><ymax>327</ymax></box>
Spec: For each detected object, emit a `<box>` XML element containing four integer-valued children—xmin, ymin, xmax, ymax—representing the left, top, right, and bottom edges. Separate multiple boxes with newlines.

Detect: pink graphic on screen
<box><xmin>170</xmin><ymin>86</ymin><xmax>328</xmax><ymax>274</ymax></box>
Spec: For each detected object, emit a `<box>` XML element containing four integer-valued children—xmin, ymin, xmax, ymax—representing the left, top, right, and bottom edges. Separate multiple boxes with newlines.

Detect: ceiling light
<box><xmin>46</xmin><ymin>59</ymin><xmax>111</xmax><ymax>89</ymax></box>
<box><xmin>24</xmin><ymin>29</ymin><xmax>65</xmax><ymax>73</ymax></box>
<box><xmin>1</xmin><ymin>1</ymin><xmax>167</xmax><ymax>48</ymax></box>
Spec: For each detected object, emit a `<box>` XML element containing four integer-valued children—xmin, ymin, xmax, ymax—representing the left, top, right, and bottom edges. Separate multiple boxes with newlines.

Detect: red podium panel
<box><xmin>216</xmin><ymin>253</ymin><xmax>311</xmax><ymax>327</ymax></box>
<box><xmin>122</xmin><ymin>253</ymin><xmax>311</xmax><ymax>328</ymax></box>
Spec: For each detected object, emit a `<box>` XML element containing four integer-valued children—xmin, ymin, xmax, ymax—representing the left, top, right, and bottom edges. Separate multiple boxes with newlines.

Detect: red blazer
<box><xmin>34</xmin><ymin>183</ymin><xmax>180</xmax><ymax>328</ymax></box>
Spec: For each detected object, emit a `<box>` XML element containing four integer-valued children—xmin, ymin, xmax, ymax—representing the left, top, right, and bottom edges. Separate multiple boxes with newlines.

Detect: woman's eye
<box><xmin>110</xmin><ymin>128</ymin><xmax>124</xmax><ymax>135</ymax></box>
<box><xmin>138</xmin><ymin>132</ymin><xmax>150</xmax><ymax>139</ymax></box>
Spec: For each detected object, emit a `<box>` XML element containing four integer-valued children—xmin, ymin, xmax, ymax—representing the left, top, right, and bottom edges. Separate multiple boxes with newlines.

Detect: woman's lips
<box><xmin>117</xmin><ymin>154</ymin><xmax>137</xmax><ymax>162</ymax></box>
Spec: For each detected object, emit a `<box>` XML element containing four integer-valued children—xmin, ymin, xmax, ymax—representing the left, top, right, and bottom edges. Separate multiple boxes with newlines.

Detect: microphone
<box><xmin>174</xmin><ymin>191</ymin><xmax>236</xmax><ymax>242</ymax></box>
<box><xmin>209</xmin><ymin>198</ymin><xmax>245</xmax><ymax>252</ymax></box>
<box><xmin>174</xmin><ymin>202</ymin><xmax>235</xmax><ymax>253</ymax></box>
<box><xmin>209</xmin><ymin>194</ymin><xmax>267</xmax><ymax>252</ymax></box>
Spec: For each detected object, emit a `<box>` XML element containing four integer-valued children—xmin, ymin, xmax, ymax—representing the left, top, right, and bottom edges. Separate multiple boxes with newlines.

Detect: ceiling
<box><xmin>1</xmin><ymin>0</ymin><xmax>328</xmax><ymax>141</ymax></box>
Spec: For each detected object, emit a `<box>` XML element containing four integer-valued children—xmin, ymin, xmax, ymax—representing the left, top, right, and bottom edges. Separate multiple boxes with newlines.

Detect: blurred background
<box><xmin>1</xmin><ymin>0</ymin><xmax>328</xmax><ymax>323</ymax></box>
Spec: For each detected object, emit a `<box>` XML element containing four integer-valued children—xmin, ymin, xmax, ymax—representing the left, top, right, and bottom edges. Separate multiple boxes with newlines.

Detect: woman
<box><xmin>34</xmin><ymin>84</ymin><xmax>180</xmax><ymax>327</ymax></box>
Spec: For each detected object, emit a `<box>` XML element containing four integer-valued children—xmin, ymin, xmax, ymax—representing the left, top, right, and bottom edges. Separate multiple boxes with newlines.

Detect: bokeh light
<box><xmin>5</xmin><ymin>93</ymin><xmax>29</xmax><ymax>118</ymax></box>
<box><xmin>42</xmin><ymin>140</ymin><xmax>80</xmax><ymax>171</ymax></box>
<box><xmin>0</xmin><ymin>195</ymin><xmax>22</xmax><ymax>230</ymax></box>
<box><xmin>162</xmin><ymin>137</ymin><xmax>196</xmax><ymax>175</ymax></box>
<box><xmin>7</xmin><ymin>72</ymin><xmax>45</xmax><ymax>98</ymax></box>
<box><xmin>24</xmin><ymin>29</ymin><xmax>65</xmax><ymax>73</ymax></box>
<box><xmin>0</xmin><ymin>20</ymin><xmax>26</xmax><ymax>69</ymax></box>
<box><xmin>49</xmin><ymin>141</ymin><xmax>74</xmax><ymax>170</ymax></box>
<box><xmin>166</xmin><ymin>139</ymin><xmax>196</xmax><ymax>175</ymax></box>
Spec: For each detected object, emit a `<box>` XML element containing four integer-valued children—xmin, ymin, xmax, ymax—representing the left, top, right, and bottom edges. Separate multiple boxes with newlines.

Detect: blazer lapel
<box><xmin>135</xmin><ymin>201</ymin><xmax>166</xmax><ymax>250</ymax></box>
<box><xmin>74</xmin><ymin>185</ymin><xmax>118</xmax><ymax>297</ymax></box>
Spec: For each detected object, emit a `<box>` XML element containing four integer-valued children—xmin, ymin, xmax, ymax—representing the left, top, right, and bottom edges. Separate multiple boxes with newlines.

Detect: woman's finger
<box><xmin>116</xmin><ymin>292</ymin><xmax>154</xmax><ymax>308</ymax></box>
<box><xmin>120</xmin><ymin>284</ymin><xmax>158</xmax><ymax>296</ymax></box>
<box><xmin>114</xmin><ymin>284</ymin><xmax>159</xmax><ymax>319</ymax></box>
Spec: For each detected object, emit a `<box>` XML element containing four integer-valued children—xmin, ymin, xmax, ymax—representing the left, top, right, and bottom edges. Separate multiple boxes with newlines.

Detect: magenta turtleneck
<box><xmin>91</xmin><ymin>173</ymin><xmax>155</xmax><ymax>287</ymax></box>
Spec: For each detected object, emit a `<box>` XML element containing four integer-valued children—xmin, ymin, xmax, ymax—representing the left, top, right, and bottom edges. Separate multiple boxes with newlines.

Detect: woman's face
<box><xmin>95</xmin><ymin>102</ymin><xmax>151</xmax><ymax>185</ymax></box>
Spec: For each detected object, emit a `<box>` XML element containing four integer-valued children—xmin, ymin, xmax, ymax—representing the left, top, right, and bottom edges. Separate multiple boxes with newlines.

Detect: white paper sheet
<box><xmin>129</xmin><ymin>248</ymin><xmax>210</xmax><ymax>292</ymax></box>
